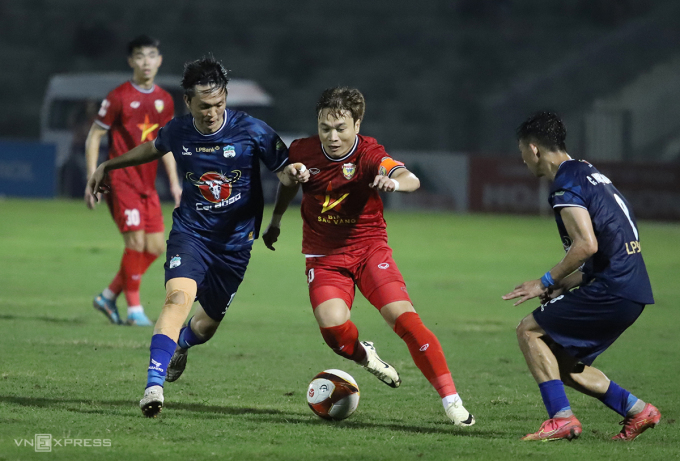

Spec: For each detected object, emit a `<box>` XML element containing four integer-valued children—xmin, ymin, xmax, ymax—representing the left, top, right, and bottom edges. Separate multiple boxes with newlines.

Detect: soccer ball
<box><xmin>307</xmin><ymin>369</ymin><xmax>360</xmax><ymax>420</ymax></box>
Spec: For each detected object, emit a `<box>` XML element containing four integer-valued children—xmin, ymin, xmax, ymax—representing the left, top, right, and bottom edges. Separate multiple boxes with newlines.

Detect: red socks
<box><xmin>394</xmin><ymin>312</ymin><xmax>457</xmax><ymax>398</ymax></box>
<box><xmin>109</xmin><ymin>250</ymin><xmax>159</xmax><ymax>306</ymax></box>
<box><xmin>320</xmin><ymin>320</ymin><xmax>367</xmax><ymax>363</ymax></box>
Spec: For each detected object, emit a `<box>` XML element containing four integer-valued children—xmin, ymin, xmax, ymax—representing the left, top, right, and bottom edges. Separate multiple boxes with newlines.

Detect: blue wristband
<box><xmin>541</xmin><ymin>271</ymin><xmax>555</xmax><ymax>288</ymax></box>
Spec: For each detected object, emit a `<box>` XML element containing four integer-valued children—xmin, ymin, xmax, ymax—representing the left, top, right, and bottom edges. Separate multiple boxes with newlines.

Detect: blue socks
<box><xmin>177</xmin><ymin>318</ymin><xmax>207</xmax><ymax>350</ymax></box>
<box><xmin>539</xmin><ymin>380</ymin><xmax>571</xmax><ymax>418</ymax></box>
<box><xmin>599</xmin><ymin>381</ymin><xmax>638</xmax><ymax>417</ymax></box>
<box><xmin>146</xmin><ymin>334</ymin><xmax>177</xmax><ymax>389</ymax></box>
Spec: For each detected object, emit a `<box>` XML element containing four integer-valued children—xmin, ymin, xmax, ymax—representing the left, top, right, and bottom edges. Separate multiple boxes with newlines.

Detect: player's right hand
<box><xmin>86</xmin><ymin>164</ymin><xmax>109</xmax><ymax>205</ymax></box>
<box><xmin>262</xmin><ymin>224</ymin><xmax>281</xmax><ymax>251</ymax></box>
<box><xmin>84</xmin><ymin>186</ymin><xmax>100</xmax><ymax>210</ymax></box>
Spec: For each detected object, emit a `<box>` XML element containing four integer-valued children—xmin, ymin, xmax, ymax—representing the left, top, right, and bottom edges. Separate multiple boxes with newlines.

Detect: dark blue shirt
<box><xmin>154</xmin><ymin>110</ymin><xmax>288</xmax><ymax>250</ymax></box>
<box><xmin>549</xmin><ymin>159</ymin><xmax>654</xmax><ymax>304</ymax></box>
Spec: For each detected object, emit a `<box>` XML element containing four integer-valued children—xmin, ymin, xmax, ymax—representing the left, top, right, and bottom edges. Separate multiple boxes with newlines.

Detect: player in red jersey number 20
<box><xmin>263</xmin><ymin>87</ymin><xmax>475</xmax><ymax>426</ymax></box>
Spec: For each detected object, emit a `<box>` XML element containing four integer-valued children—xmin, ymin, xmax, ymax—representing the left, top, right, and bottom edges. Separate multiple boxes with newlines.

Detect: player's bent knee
<box><xmin>164</xmin><ymin>289</ymin><xmax>192</xmax><ymax>310</ymax></box>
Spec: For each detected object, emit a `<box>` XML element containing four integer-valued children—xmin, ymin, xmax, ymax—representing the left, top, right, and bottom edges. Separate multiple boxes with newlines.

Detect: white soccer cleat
<box><xmin>360</xmin><ymin>341</ymin><xmax>401</xmax><ymax>388</ymax></box>
<box><xmin>165</xmin><ymin>347</ymin><xmax>188</xmax><ymax>383</ymax></box>
<box><xmin>140</xmin><ymin>385</ymin><xmax>164</xmax><ymax>418</ymax></box>
<box><xmin>445</xmin><ymin>399</ymin><xmax>475</xmax><ymax>426</ymax></box>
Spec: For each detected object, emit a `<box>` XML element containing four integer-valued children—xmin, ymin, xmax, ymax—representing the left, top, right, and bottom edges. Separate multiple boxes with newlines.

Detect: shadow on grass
<box><xmin>0</xmin><ymin>395</ymin><xmax>498</xmax><ymax>438</ymax></box>
<box><xmin>0</xmin><ymin>314</ymin><xmax>87</xmax><ymax>325</ymax></box>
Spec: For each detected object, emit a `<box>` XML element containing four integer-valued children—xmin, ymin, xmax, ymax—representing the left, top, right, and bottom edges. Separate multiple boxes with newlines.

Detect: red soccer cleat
<box><xmin>521</xmin><ymin>415</ymin><xmax>582</xmax><ymax>441</ymax></box>
<box><xmin>612</xmin><ymin>403</ymin><xmax>661</xmax><ymax>441</ymax></box>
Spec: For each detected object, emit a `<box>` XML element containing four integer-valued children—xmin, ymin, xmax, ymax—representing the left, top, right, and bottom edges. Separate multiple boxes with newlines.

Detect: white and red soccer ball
<box><xmin>307</xmin><ymin>369</ymin><xmax>360</xmax><ymax>421</ymax></box>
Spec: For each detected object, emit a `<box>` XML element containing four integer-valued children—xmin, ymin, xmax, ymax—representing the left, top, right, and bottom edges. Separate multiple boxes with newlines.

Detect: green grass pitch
<box><xmin>1</xmin><ymin>198</ymin><xmax>678</xmax><ymax>460</ymax></box>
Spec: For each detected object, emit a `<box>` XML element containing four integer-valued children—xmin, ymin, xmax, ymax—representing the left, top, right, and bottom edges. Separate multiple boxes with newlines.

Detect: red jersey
<box><xmin>95</xmin><ymin>81</ymin><xmax>174</xmax><ymax>194</ymax></box>
<box><xmin>289</xmin><ymin>135</ymin><xmax>405</xmax><ymax>255</ymax></box>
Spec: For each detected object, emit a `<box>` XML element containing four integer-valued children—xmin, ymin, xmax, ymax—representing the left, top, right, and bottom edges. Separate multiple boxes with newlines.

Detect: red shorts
<box><xmin>105</xmin><ymin>185</ymin><xmax>164</xmax><ymax>234</ymax></box>
<box><xmin>305</xmin><ymin>242</ymin><xmax>411</xmax><ymax>310</ymax></box>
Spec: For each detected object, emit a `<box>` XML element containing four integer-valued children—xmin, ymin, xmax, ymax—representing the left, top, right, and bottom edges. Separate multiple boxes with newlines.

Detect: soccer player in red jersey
<box><xmin>85</xmin><ymin>35</ymin><xmax>181</xmax><ymax>326</ymax></box>
<box><xmin>263</xmin><ymin>87</ymin><xmax>475</xmax><ymax>426</ymax></box>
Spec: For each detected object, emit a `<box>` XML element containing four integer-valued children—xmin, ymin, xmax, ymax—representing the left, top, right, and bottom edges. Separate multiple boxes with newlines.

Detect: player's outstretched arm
<box><xmin>370</xmin><ymin>168</ymin><xmax>420</xmax><ymax>193</ymax></box>
<box><xmin>87</xmin><ymin>141</ymin><xmax>165</xmax><ymax>202</ymax></box>
<box><xmin>502</xmin><ymin>206</ymin><xmax>597</xmax><ymax>306</ymax></box>
<box><xmin>161</xmin><ymin>152</ymin><xmax>182</xmax><ymax>208</ymax></box>
<box><xmin>263</xmin><ymin>180</ymin><xmax>300</xmax><ymax>251</ymax></box>
<box><xmin>84</xmin><ymin>123</ymin><xmax>108</xmax><ymax>209</ymax></box>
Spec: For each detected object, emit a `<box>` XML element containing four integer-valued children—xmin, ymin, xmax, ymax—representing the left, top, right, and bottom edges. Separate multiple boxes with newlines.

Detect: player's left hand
<box><xmin>370</xmin><ymin>175</ymin><xmax>398</xmax><ymax>192</ymax></box>
<box><xmin>502</xmin><ymin>279</ymin><xmax>547</xmax><ymax>306</ymax></box>
<box><xmin>262</xmin><ymin>224</ymin><xmax>281</xmax><ymax>251</ymax></box>
<box><xmin>170</xmin><ymin>183</ymin><xmax>182</xmax><ymax>209</ymax></box>
<box><xmin>87</xmin><ymin>164</ymin><xmax>110</xmax><ymax>202</ymax></box>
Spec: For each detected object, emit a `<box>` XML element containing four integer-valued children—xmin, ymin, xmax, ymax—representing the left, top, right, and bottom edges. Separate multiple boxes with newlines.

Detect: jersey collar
<box><xmin>192</xmin><ymin>110</ymin><xmax>229</xmax><ymax>137</ymax></box>
<box><xmin>130</xmin><ymin>81</ymin><xmax>156</xmax><ymax>94</ymax></box>
<box><xmin>321</xmin><ymin>135</ymin><xmax>358</xmax><ymax>162</ymax></box>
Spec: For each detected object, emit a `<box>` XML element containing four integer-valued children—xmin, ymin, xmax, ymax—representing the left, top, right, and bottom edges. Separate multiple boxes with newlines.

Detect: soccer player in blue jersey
<box><xmin>503</xmin><ymin>111</ymin><xmax>661</xmax><ymax>441</ymax></box>
<box><xmin>87</xmin><ymin>56</ymin><xmax>309</xmax><ymax>417</ymax></box>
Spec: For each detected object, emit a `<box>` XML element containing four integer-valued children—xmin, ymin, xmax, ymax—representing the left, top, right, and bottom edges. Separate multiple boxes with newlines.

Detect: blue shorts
<box><xmin>164</xmin><ymin>231</ymin><xmax>251</xmax><ymax>321</ymax></box>
<box><xmin>533</xmin><ymin>288</ymin><xmax>644</xmax><ymax>366</ymax></box>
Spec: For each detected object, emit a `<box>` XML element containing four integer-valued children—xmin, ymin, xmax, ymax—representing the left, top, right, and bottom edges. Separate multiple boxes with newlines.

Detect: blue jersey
<box><xmin>154</xmin><ymin>110</ymin><xmax>288</xmax><ymax>250</ymax></box>
<box><xmin>549</xmin><ymin>159</ymin><xmax>654</xmax><ymax>305</ymax></box>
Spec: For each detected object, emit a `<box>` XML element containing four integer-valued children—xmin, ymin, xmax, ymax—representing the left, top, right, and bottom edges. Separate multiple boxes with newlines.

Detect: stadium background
<box><xmin>1</xmin><ymin>0</ymin><xmax>679</xmax><ymax>219</ymax></box>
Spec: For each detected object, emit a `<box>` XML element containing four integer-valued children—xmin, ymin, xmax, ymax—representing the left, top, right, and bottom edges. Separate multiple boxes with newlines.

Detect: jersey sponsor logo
<box><xmin>187</xmin><ymin>170</ymin><xmax>241</xmax><ymax>203</ymax></box>
<box><xmin>130</xmin><ymin>101</ymin><xmax>140</xmax><ymax>109</ymax></box>
<box><xmin>378</xmin><ymin>263</ymin><xmax>390</xmax><ymax>269</ymax></box>
<box><xmin>137</xmin><ymin>114</ymin><xmax>159</xmax><ymax>142</ymax></box>
<box><xmin>154</xmin><ymin>99</ymin><xmax>164</xmax><ymax>113</ymax></box>
<box><xmin>223</xmin><ymin>145</ymin><xmax>236</xmax><ymax>158</ymax></box>
<box><xmin>195</xmin><ymin>193</ymin><xmax>242</xmax><ymax>211</ymax></box>
<box><xmin>419</xmin><ymin>343</ymin><xmax>429</xmax><ymax>352</ymax></box>
<box><xmin>342</xmin><ymin>163</ymin><xmax>356</xmax><ymax>180</ymax></box>
<box><xmin>98</xmin><ymin>99</ymin><xmax>110</xmax><ymax>117</ymax></box>
<box><xmin>182</xmin><ymin>146</ymin><xmax>192</xmax><ymax>155</ymax></box>
<box><xmin>196</xmin><ymin>145</ymin><xmax>221</xmax><ymax>153</ymax></box>
<box><xmin>309</xmin><ymin>168</ymin><xmax>321</xmax><ymax>175</ymax></box>
<box><xmin>587</xmin><ymin>173</ymin><xmax>612</xmax><ymax>185</ymax></box>
<box><xmin>317</xmin><ymin>182</ymin><xmax>349</xmax><ymax>213</ymax></box>
<box><xmin>169</xmin><ymin>256</ymin><xmax>181</xmax><ymax>269</ymax></box>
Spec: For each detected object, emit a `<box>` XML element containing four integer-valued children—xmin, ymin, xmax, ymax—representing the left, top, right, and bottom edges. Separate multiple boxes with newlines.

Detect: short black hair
<box><xmin>316</xmin><ymin>87</ymin><xmax>365</xmax><ymax>122</ymax></box>
<box><xmin>181</xmin><ymin>56</ymin><xmax>230</xmax><ymax>100</ymax></box>
<box><xmin>127</xmin><ymin>35</ymin><xmax>160</xmax><ymax>56</ymax></box>
<box><xmin>516</xmin><ymin>111</ymin><xmax>567</xmax><ymax>151</ymax></box>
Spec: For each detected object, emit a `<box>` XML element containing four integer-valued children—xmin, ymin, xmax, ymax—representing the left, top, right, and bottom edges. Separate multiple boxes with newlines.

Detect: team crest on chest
<box><xmin>342</xmin><ymin>163</ymin><xmax>356</xmax><ymax>180</ymax></box>
<box><xmin>223</xmin><ymin>145</ymin><xmax>236</xmax><ymax>158</ymax></box>
<box><xmin>154</xmin><ymin>99</ymin><xmax>164</xmax><ymax>113</ymax></box>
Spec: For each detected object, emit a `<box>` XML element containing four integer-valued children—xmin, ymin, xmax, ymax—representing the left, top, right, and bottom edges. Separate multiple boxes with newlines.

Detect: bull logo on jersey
<box><xmin>342</xmin><ymin>163</ymin><xmax>356</xmax><ymax>180</ymax></box>
<box><xmin>187</xmin><ymin>170</ymin><xmax>241</xmax><ymax>203</ymax></box>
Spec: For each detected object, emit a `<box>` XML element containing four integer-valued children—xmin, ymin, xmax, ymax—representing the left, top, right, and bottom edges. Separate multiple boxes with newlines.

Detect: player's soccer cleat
<box><xmin>93</xmin><ymin>293</ymin><xmax>123</xmax><ymax>325</ymax></box>
<box><xmin>140</xmin><ymin>385</ymin><xmax>164</xmax><ymax>418</ymax></box>
<box><xmin>126</xmin><ymin>310</ymin><xmax>154</xmax><ymax>326</ymax></box>
<box><xmin>521</xmin><ymin>415</ymin><xmax>582</xmax><ymax>441</ymax></box>
<box><xmin>165</xmin><ymin>347</ymin><xmax>188</xmax><ymax>383</ymax></box>
<box><xmin>612</xmin><ymin>403</ymin><xmax>661</xmax><ymax>441</ymax></box>
<box><xmin>445</xmin><ymin>400</ymin><xmax>476</xmax><ymax>426</ymax></box>
<box><xmin>359</xmin><ymin>341</ymin><xmax>401</xmax><ymax>388</ymax></box>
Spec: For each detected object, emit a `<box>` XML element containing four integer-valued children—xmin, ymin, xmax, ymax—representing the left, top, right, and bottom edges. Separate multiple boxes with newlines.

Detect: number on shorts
<box><xmin>307</xmin><ymin>268</ymin><xmax>314</xmax><ymax>286</ymax></box>
<box><xmin>124</xmin><ymin>209</ymin><xmax>140</xmax><ymax>226</ymax></box>
<box><xmin>613</xmin><ymin>194</ymin><xmax>638</xmax><ymax>240</ymax></box>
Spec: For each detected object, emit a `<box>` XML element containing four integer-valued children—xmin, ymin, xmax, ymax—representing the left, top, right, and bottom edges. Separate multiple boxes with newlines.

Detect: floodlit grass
<box><xmin>0</xmin><ymin>199</ymin><xmax>678</xmax><ymax>460</ymax></box>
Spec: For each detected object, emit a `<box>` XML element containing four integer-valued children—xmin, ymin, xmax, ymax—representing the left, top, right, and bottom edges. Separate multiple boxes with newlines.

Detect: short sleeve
<box><xmin>551</xmin><ymin>171</ymin><xmax>587</xmax><ymax>209</ymax></box>
<box><xmin>256</xmin><ymin>122</ymin><xmax>289</xmax><ymax>172</ymax></box>
<box><xmin>94</xmin><ymin>91</ymin><xmax>121</xmax><ymax>130</ymax></box>
<box><xmin>362</xmin><ymin>144</ymin><xmax>405</xmax><ymax>177</ymax></box>
<box><xmin>153</xmin><ymin>120</ymin><xmax>173</xmax><ymax>154</ymax></box>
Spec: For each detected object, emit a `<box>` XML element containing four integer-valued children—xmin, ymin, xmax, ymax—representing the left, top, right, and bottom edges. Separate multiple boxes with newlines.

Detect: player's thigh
<box><xmin>143</xmin><ymin>192</ymin><xmax>165</xmax><ymax>236</ymax></box>
<box><xmin>145</xmin><ymin>232</ymin><xmax>166</xmax><ymax>256</ymax></box>
<box><xmin>356</xmin><ymin>244</ymin><xmax>411</xmax><ymax>311</ymax></box>
<box><xmin>105</xmin><ymin>186</ymin><xmax>146</xmax><ymax>235</ymax></box>
<box><xmin>197</xmin><ymin>247</ymin><xmax>251</xmax><ymax>323</ymax></box>
<box><xmin>306</xmin><ymin>255</ymin><xmax>356</xmax><ymax>313</ymax></box>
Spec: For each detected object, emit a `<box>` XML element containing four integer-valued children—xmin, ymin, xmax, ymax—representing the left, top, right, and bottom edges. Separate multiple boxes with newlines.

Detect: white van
<box><xmin>40</xmin><ymin>72</ymin><xmax>274</xmax><ymax>196</ymax></box>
